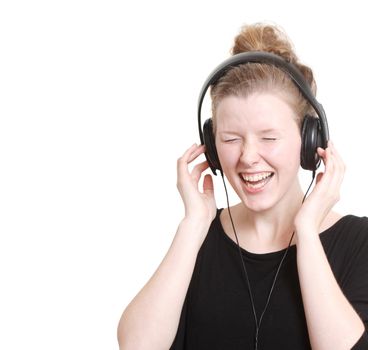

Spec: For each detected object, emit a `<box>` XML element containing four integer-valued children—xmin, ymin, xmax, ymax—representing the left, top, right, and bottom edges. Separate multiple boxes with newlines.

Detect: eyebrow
<box><xmin>259</xmin><ymin>128</ymin><xmax>280</xmax><ymax>134</ymax></box>
<box><xmin>218</xmin><ymin>128</ymin><xmax>283</xmax><ymax>135</ymax></box>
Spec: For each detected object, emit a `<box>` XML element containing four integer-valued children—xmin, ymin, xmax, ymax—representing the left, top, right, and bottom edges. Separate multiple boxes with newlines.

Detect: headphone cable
<box><xmin>221</xmin><ymin>171</ymin><xmax>315</xmax><ymax>350</ymax></box>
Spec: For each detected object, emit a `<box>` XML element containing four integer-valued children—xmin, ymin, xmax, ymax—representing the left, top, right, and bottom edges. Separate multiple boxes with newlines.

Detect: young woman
<box><xmin>118</xmin><ymin>23</ymin><xmax>368</xmax><ymax>350</ymax></box>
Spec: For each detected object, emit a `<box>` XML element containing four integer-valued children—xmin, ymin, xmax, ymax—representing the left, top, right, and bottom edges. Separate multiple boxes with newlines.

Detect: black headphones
<box><xmin>197</xmin><ymin>51</ymin><xmax>329</xmax><ymax>175</ymax></box>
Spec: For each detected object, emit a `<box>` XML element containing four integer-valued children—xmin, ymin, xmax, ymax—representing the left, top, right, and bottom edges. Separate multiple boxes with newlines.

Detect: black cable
<box><xmin>222</xmin><ymin>175</ymin><xmax>258</xmax><ymax>330</ymax></box>
<box><xmin>221</xmin><ymin>171</ymin><xmax>316</xmax><ymax>350</ymax></box>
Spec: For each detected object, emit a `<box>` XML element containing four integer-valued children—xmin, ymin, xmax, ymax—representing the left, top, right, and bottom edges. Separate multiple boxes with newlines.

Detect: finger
<box><xmin>312</xmin><ymin>147</ymin><xmax>335</xmax><ymax>197</ymax></box>
<box><xmin>328</xmin><ymin>142</ymin><xmax>346</xmax><ymax>176</ymax></box>
<box><xmin>191</xmin><ymin>160</ymin><xmax>210</xmax><ymax>182</ymax></box>
<box><xmin>203</xmin><ymin>174</ymin><xmax>214</xmax><ymax>195</ymax></box>
<box><xmin>187</xmin><ymin>144</ymin><xmax>206</xmax><ymax>163</ymax></box>
<box><xmin>317</xmin><ymin>143</ymin><xmax>344</xmax><ymax>201</ymax></box>
<box><xmin>325</xmin><ymin>142</ymin><xmax>345</xmax><ymax>183</ymax></box>
<box><xmin>181</xmin><ymin>143</ymin><xmax>204</xmax><ymax>159</ymax></box>
<box><xmin>330</xmin><ymin>147</ymin><xmax>345</xmax><ymax>190</ymax></box>
<box><xmin>319</xmin><ymin>145</ymin><xmax>334</xmax><ymax>182</ymax></box>
<box><xmin>177</xmin><ymin>144</ymin><xmax>204</xmax><ymax>175</ymax></box>
<box><xmin>317</xmin><ymin>147</ymin><xmax>326</xmax><ymax>158</ymax></box>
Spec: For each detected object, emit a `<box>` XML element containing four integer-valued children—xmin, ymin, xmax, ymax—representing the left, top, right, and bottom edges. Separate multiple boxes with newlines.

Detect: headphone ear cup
<box><xmin>203</xmin><ymin>118</ymin><xmax>222</xmax><ymax>175</ymax></box>
<box><xmin>300</xmin><ymin>115</ymin><xmax>323</xmax><ymax>171</ymax></box>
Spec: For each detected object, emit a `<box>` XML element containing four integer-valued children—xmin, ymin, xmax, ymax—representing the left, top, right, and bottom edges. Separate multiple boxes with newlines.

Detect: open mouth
<box><xmin>240</xmin><ymin>172</ymin><xmax>274</xmax><ymax>191</ymax></box>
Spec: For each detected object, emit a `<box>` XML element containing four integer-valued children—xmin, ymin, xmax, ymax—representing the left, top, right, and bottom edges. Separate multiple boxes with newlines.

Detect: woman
<box><xmin>118</xmin><ymin>23</ymin><xmax>368</xmax><ymax>349</ymax></box>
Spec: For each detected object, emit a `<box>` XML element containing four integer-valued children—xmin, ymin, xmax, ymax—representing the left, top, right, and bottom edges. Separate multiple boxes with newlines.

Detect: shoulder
<box><xmin>322</xmin><ymin>210</ymin><xmax>368</xmax><ymax>236</ymax></box>
<box><xmin>198</xmin><ymin>208</ymin><xmax>224</xmax><ymax>252</ymax></box>
<box><xmin>320</xmin><ymin>211</ymin><xmax>344</xmax><ymax>233</ymax></box>
<box><xmin>334</xmin><ymin>213</ymin><xmax>368</xmax><ymax>233</ymax></box>
<box><xmin>319</xmin><ymin>213</ymin><xmax>368</xmax><ymax>288</ymax></box>
<box><xmin>321</xmin><ymin>212</ymin><xmax>368</xmax><ymax>255</ymax></box>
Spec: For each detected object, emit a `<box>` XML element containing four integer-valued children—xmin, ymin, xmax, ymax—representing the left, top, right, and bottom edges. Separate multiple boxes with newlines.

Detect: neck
<box><xmin>233</xmin><ymin>180</ymin><xmax>304</xmax><ymax>251</ymax></box>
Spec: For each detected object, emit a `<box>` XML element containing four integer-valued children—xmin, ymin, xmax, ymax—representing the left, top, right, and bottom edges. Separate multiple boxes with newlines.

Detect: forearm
<box><xmin>296</xmin><ymin>232</ymin><xmax>365</xmax><ymax>350</ymax></box>
<box><xmin>118</xmin><ymin>218</ymin><xmax>210</xmax><ymax>350</ymax></box>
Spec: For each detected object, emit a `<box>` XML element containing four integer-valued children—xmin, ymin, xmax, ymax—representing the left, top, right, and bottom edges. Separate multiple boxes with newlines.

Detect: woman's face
<box><xmin>215</xmin><ymin>92</ymin><xmax>302</xmax><ymax>213</ymax></box>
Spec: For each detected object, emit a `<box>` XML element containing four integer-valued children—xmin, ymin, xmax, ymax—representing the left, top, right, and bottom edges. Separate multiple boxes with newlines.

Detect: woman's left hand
<box><xmin>294</xmin><ymin>141</ymin><xmax>345</xmax><ymax>236</ymax></box>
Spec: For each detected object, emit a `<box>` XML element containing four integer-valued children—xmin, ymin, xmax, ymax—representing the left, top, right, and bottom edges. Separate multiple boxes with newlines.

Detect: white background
<box><xmin>1</xmin><ymin>1</ymin><xmax>367</xmax><ymax>349</ymax></box>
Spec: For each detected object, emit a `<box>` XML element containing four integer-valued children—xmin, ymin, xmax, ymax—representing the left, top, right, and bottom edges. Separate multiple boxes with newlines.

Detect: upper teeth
<box><xmin>242</xmin><ymin>172</ymin><xmax>272</xmax><ymax>182</ymax></box>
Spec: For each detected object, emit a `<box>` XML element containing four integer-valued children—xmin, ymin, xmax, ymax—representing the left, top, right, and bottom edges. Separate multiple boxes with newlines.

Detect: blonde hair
<box><xmin>210</xmin><ymin>23</ymin><xmax>316</xmax><ymax>132</ymax></box>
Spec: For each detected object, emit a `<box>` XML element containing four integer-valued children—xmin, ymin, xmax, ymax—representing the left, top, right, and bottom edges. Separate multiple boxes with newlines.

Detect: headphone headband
<box><xmin>198</xmin><ymin>51</ymin><xmax>329</xmax><ymax>147</ymax></box>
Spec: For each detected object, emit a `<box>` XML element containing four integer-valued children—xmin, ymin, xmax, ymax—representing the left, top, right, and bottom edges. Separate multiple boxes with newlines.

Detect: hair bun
<box><xmin>231</xmin><ymin>23</ymin><xmax>315</xmax><ymax>93</ymax></box>
<box><xmin>232</xmin><ymin>23</ymin><xmax>297</xmax><ymax>62</ymax></box>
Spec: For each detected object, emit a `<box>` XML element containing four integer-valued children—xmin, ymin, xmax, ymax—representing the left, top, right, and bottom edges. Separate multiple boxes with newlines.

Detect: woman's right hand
<box><xmin>176</xmin><ymin>144</ymin><xmax>217</xmax><ymax>225</ymax></box>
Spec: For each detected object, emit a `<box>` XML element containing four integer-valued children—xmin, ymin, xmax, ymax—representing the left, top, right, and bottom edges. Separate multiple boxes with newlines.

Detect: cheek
<box><xmin>216</xmin><ymin>145</ymin><xmax>239</xmax><ymax>168</ymax></box>
<box><xmin>269</xmin><ymin>139</ymin><xmax>301</xmax><ymax>170</ymax></box>
<box><xmin>215</xmin><ymin>137</ymin><xmax>237</xmax><ymax>167</ymax></box>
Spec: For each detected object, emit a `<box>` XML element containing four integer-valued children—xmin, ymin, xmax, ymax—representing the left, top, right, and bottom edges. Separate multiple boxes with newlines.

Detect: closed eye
<box><xmin>224</xmin><ymin>138</ymin><xmax>240</xmax><ymax>143</ymax></box>
<box><xmin>263</xmin><ymin>138</ymin><xmax>277</xmax><ymax>141</ymax></box>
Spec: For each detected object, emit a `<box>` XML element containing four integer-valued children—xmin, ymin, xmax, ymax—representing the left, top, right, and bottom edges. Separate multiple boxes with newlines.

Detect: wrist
<box><xmin>183</xmin><ymin>209</ymin><xmax>215</xmax><ymax>227</ymax></box>
<box><xmin>177</xmin><ymin>216</ymin><xmax>213</xmax><ymax>249</ymax></box>
<box><xmin>181</xmin><ymin>215</ymin><xmax>213</xmax><ymax>232</ymax></box>
<box><xmin>295</xmin><ymin>226</ymin><xmax>320</xmax><ymax>245</ymax></box>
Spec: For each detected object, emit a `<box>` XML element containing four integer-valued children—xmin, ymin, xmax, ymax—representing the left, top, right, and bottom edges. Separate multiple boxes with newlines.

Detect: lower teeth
<box><xmin>245</xmin><ymin>175</ymin><xmax>272</xmax><ymax>189</ymax></box>
<box><xmin>246</xmin><ymin>181</ymin><xmax>266</xmax><ymax>189</ymax></box>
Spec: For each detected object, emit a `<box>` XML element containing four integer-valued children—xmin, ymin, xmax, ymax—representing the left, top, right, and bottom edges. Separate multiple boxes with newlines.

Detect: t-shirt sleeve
<box><xmin>352</xmin><ymin>331</ymin><xmax>368</xmax><ymax>350</ymax></box>
<box><xmin>342</xmin><ymin>217</ymin><xmax>368</xmax><ymax>348</ymax></box>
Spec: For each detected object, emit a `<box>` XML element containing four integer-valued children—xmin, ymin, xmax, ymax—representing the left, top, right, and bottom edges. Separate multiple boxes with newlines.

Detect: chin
<box><xmin>241</xmin><ymin>197</ymin><xmax>278</xmax><ymax>213</ymax></box>
<box><xmin>237</xmin><ymin>182</ymin><xmax>292</xmax><ymax>214</ymax></box>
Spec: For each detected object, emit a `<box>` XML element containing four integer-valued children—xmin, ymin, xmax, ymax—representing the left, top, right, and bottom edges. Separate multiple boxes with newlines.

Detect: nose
<box><xmin>239</xmin><ymin>141</ymin><xmax>261</xmax><ymax>167</ymax></box>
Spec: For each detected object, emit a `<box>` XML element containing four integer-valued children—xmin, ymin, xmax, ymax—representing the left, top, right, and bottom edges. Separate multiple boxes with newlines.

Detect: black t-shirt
<box><xmin>170</xmin><ymin>209</ymin><xmax>368</xmax><ymax>349</ymax></box>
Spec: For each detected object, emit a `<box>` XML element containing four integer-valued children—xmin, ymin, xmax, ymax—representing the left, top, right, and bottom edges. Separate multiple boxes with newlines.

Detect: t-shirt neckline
<box><xmin>216</xmin><ymin>208</ymin><xmax>349</xmax><ymax>259</ymax></box>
